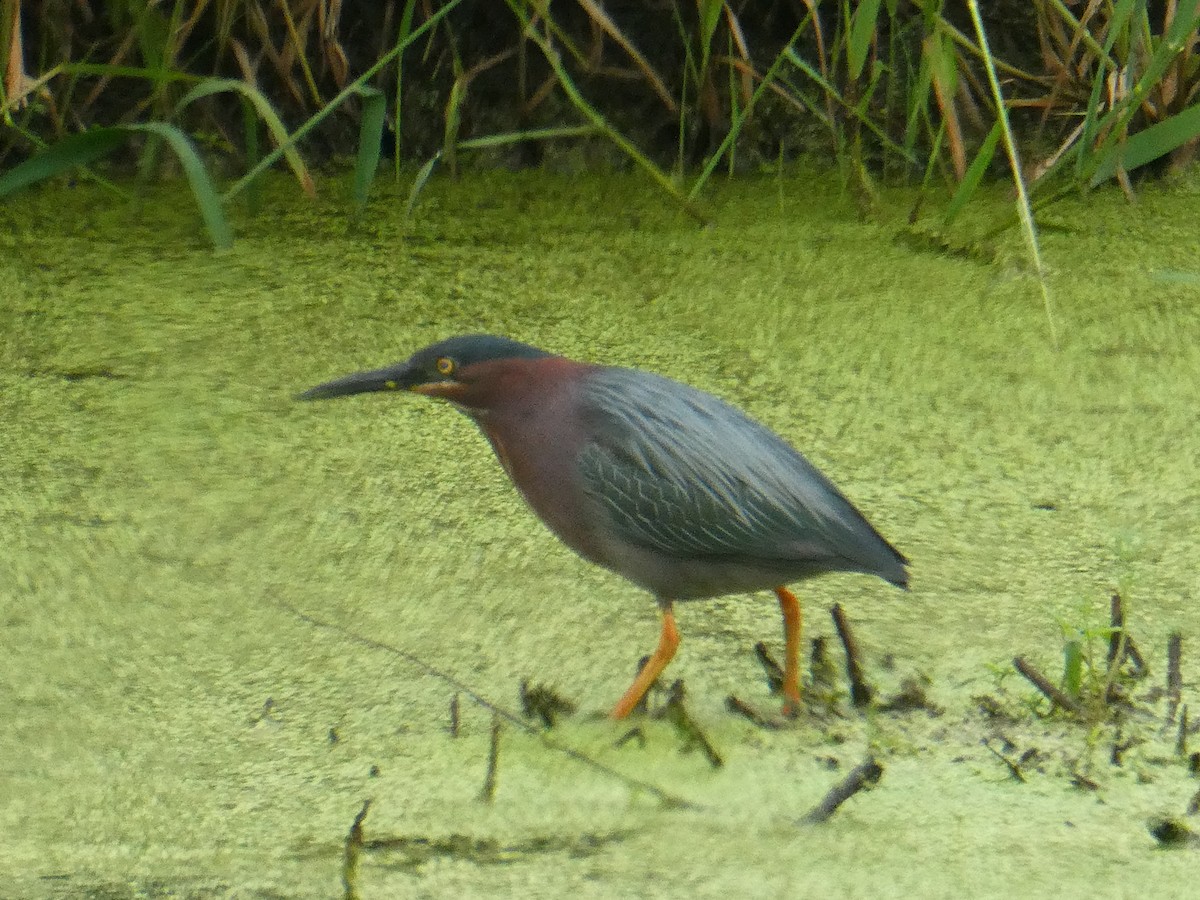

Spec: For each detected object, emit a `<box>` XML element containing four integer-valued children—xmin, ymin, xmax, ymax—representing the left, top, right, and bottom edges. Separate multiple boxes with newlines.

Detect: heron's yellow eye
<box><xmin>435</xmin><ymin>356</ymin><xmax>456</xmax><ymax>376</ymax></box>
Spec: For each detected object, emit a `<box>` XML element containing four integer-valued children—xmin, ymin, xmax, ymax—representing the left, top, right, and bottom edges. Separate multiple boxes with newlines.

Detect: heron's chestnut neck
<box><xmin>440</xmin><ymin>356</ymin><xmax>584</xmax><ymax>414</ymax></box>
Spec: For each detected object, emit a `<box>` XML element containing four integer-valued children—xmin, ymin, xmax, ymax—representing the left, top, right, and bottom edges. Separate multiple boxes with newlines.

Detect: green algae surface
<box><xmin>2</xmin><ymin>170</ymin><xmax>1199</xmax><ymax>898</ymax></box>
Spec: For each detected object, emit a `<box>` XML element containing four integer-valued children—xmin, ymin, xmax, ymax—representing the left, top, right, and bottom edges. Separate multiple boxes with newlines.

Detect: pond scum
<box><xmin>323</xmin><ymin>590</ymin><xmax>1197</xmax><ymax>893</ymax></box>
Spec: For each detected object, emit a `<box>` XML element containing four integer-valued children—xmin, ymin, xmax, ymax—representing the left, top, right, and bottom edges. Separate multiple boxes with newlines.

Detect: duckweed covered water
<box><xmin>2</xmin><ymin>168</ymin><xmax>1199</xmax><ymax>897</ymax></box>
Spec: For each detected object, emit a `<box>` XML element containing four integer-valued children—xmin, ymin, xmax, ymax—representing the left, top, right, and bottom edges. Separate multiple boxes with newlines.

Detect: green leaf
<box><xmin>699</xmin><ymin>0</ymin><xmax>723</xmax><ymax>47</ymax></box>
<box><xmin>177</xmin><ymin>77</ymin><xmax>314</xmax><ymax>197</ymax></box>
<box><xmin>1062</xmin><ymin>640</ymin><xmax>1083</xmax><ymax>702</ymax></box>
<box><xmin>1080</xmin><ymin>0</ymin><xmax>1200</xmax><ymax>180</ymax></box>
<box><xmin>121</xmin><ymin>122</ymin><xmax>232</xmax><ymax>250</ymax></box>
<box><xmin>698</xmin><ymin>0</ymin><xmax>723</xmax><ymax>76</ymax></box>
<box><xmin>59</xmin><ymin>62</ymin><xmax>198</xmax><ymax>83</ymax></box>
<box><xmin>904</xmin><ymin>43</ymin><xmax>936</xmax><ymax>155</ymax></box>
<box><xmin>241</xmin><ymin>95</ymin><xmax>261</xmax><ymax>215</ymax></box>
<box><xmin>944</xmin><ymin>120</ymin><xmax>1001</xmax><ymax>224</ymax></box>
<box><xmin>406</xmin><ymin>154</ymin><xmax>441</xmax><ymax>217</ymax></box>
<box><xmin>1091</xmin><ymin>103</ymin><xmax>1200</xmax><ymax>185</ymax></box>
<box><xmin>0</xmin><ymin>123</ymin><xmax>232</xmax><ymax>249</ymax></box>
<box><xmin>393</xmin><ymin>0</ymin><xmax>419</xmax><ymax>170</ymax></box>
<box><xmin>403</xmin><ymin>127</ymin><xmax>599</xmax><ymax>216</ymax></box>
<box><xmin>848</xmin><ymin>0</ymin><xmax>884</xmax><ymax>80</ymax></box>
<box><xmin>442</xmin><ymin>76</ymin><xmax>465</xmax><ymax>176</ymax></box>
<box><xmin>457</xmin><ymin>125</ymin><xmax>599</xmax><ymax>149</ymax></box>
<box><xmin>352</xmin><ymin>85</ymin><xmax>387</xmax><ymax>215</ymax></box>
<box><xmin>0</xmin><ymin>129</ymin><xmax>127</xmax><ymax>196</ymax></box>
<box><xmin>925</xmin><ymin>28</ymin><xmax>957</xmax><ymax>100</ymax></box>
<box><xmin>224</xmin><ymin>0</ymin><xmax>469</xmax><ymax>203</ymax></box>
<box><xmin>1078</xmin><ymin>0</ymin><xmax>1139</xmax><ymax>167</ymax></box>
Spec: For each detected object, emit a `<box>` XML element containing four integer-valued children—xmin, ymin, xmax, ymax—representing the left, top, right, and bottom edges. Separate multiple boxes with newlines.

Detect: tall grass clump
<box><xmin>1</xmin><ymin>1</ymin><xmax>1197</xmax><ymax>251</ymax></box>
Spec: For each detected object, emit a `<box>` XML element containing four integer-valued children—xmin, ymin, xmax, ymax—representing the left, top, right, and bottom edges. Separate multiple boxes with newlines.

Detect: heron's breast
<box><xmin>476</xmin><ymin>404</ymin><xmax>607</xmax><ymax>565</ymax></box>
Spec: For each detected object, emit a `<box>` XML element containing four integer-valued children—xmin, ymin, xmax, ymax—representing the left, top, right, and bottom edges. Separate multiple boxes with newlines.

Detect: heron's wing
<box><xmin>576</xmin><ymin>368</ymin><xmax>900</xmax><ymax>574</ymax></box>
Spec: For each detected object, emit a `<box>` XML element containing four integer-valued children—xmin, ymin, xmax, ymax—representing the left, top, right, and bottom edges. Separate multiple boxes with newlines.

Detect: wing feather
<box><xmin>576</xmin><ymin>367</ymin><xmax>906</xmax><ymax>581</ymax></box>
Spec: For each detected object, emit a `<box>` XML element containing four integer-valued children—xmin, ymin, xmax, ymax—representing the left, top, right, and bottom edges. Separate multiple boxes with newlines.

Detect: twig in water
<box><xmin>831</xmin><ymin>604</ymin><xmax>873</xmax><ymax>706</ymax></box>
<box><xmin>1110</xmin><ymin>720</ymin><xmax>1136</xmax><ymax>766</ymax></box>
<box><xmin>613</xmin><ymin>725</ymin><xmax>646</xmax><ymax>749</ymax></box>
<box><xmin>479</xmin><ymin>713</ymin><xmax>501</xmax><ymax>803</ymax></box>
<box><xmin>519</xmin><ymin>680</ymin><xmax>577</xmax><ymax>728</ymax></box>
<box><xmin>1167</xmin><ymin>631</ymin><xmax>1183</xmax><ymax>725</ymax></box>
<box><xmin>283</xmin><ymin>603</ymin><xmax>699</xmax><ymax>810</ymax></box>
<box><xmin>809</xmin><ymin>636</ymin><xmax>838</xmax><ymax>694</ymax></box>
<box><xmin>657</xmin><ymin>680</ymin><xmax>723</xmax><ymax>768</ymax></box>
<box><xmin>1013</xmin><ymin>656</ymin><xmax>1079</xmax><ymax>713</ymax></box>
<box><xmin>1125</xmin><ymin>635</ymin><xmax>1148</xmax><ymax>676</ymax></box>
<box><xmin>1070</xmin><ymin>770</ymin><xmax>1099</xmax><ymax>791</ymax></box>
<box><xmin>725</xmin><ymin>695</ymin><xmax>782</xmax><ymax>729</ymax></box>
<box><xmin>983</xmin><ymin>739</ymin><xmax>1026</xmax><ymax>782</ymax></box>
<box><xmin>754</xmin><ymin>641</ymin><xmax>785</xmax><ymax>696</ymax></box>
<box><xmin>1107</xmin><ymin>592</ymin><xmax>1126</xmax><ymax>669</ymax></box>
<box><xmin>1176</xmin><ymin>705</ymin><xmax>1189</xmax><ymax>758</ymax></box>
<box><xmin>248</xmin><ymin>697</ymin><xmax>280</xmax><ymax>727</ymax></box>
<box><xmin>799</xmin><ymin>756</ymin><xmax>883</xmax><ymax>824</ymax></box>
<box><xmin>342</xmin><ymin>799</ymin><xmax>371</xmax><ymax>900</ymax></box>
<box><xmin>1106</xmin><ymin>592</ymin><xmax>1148</xmax><ymax>678</ymax></box>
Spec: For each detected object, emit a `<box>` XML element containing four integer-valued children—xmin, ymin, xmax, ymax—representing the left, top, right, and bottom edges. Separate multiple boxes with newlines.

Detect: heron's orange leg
<box><xmin>775</xmin><ymin>586</ymin><xmax>802</xmax><ymax>717</ymax></box>
<box><xmin>610</xmin><ymin>603</ymin><xmax>679</xmax><ymax>719</ymax></box>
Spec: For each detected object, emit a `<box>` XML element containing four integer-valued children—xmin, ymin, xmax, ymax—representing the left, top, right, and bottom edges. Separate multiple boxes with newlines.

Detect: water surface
<box><xmin>2</xmin><ymin>169</ymin><xmax>1198</xmax><ymax>897</ymax></box>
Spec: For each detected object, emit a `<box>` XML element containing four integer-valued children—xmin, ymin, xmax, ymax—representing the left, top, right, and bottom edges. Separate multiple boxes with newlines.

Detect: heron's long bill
<box><xmin>297</xmin><ymin>363</ymin><xmax>417</xmax><ymax>401</ymax></box>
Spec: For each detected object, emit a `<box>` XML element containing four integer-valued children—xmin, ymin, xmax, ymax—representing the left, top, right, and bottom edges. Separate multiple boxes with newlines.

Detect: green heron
<box><xmin>300</xmin><ymin>335</ymin><xmax>908</xmax><ymax>719</ymax></box>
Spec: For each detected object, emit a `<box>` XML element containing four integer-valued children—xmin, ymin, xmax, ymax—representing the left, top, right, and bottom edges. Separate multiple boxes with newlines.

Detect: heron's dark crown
<box><xmin>411</xmin><ymin>334</ymin><xmax>553</xmax><ymax>370</ymax></box>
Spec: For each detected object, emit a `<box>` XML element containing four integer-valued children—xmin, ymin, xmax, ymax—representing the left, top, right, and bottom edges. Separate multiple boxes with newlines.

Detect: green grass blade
<box><xmin>783</xmin><ymin>46</ymin><xmax>917</xmax><ymax>164</ymax></box>
<box><xmin>967</xmin><ymin>0</ymin><xmax>1057</xmax><ymax>348</ymax></box>
<box><xmin>904</xmin><ymin>41</ymin><xmax>935</xmax><ymax>160</ymax></box>
<box><xmin>177</xmin><ymin>77</ymin><xmax>314</xmax><ymax>197</ymax></box>
<box><xmin>457</xmin><ymin>125</ymin><xmax>599</xmax><ymax>150</ymax></box>
<box><xmin>224</xmin><ymin>0</ymin><xmax>469</xmax><ymax>203</ymax></box>
<box><xmin>1077</xmin><ymin>0</ymin><xmax>1199</xmax><ymax>181</ymax></box>
<box><xmin>242</xmin><ymin>95</ymin><xmax>261</xmax><ymax>215</ymax></box>
<box><xmin>504</xmin><ymin>0</ymin><xmax>709</xmax><ymax>224</ymax></box>
<box><xmin>443</xmin><ymin>76</ymin><xmax>465</xmax><ymax>177</ymax></box>
<box><xmin>848</xmin><ymin>0</ymin><xmax>884</xmax><ymax>80</ymax></box>
<box><xmin>58</xmin><ymin>62</ymin><xmax>199</xmax><ymax>84</ymax></box>
<box><xmin>697</xmin><ymin>0</ymin><xmax>723</xmax><ymax>77</ymax></box>
<box><xmin>121</xmin><ymin>123</ymin><xmax>232</xmax><ymax>250</ymax></box>
<box><xmin>0</xmin><ymin>122</ymin><xmax>231</xmax><ymax>249</ymax></box>
<box><xmin>943</xmin><ymin>120</ymin><xmax>1001</xmax><ymax>224</ymax></box>
<box><xmin>393</xmin><ymin>0</ymin><xmax>418</xmax><ymax>177</ymax></box>
<box><xmin>404</xmin><ymin>126</ymin><xmax>599</xmax><ymax>216</ymax></box>
<box><xmin>690</xmin><ymin>23</ymin><xmax>810</xmax><ymax>199</ymax></box>
<box><xmin>406</xmin><ymin>153</ymin><xmax>441</xmax><ymax>217</ymax></box>
<box><xmin>0</xmin><ymin>128</ymin><xmax>127</xmax><ymax>196</ymax></box>
<box><xmin>1062</xmin><ymin>640</ymin><xmax>1083</xmax><ymax>702</ymax></box>
<box><xmin>352</xmin><ymin>85</ymin><xmax>387</xmax><ymax>215</ymax></box>
<box><xmin>1091</xmin><ymin>103</ymin><xmax>1200</xmax><ymax>185</ymax></box>
<box><xmin>1074</xmin><ymin>0</ymin><xmax>1136</xmax><ymax>176</ymax></box>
